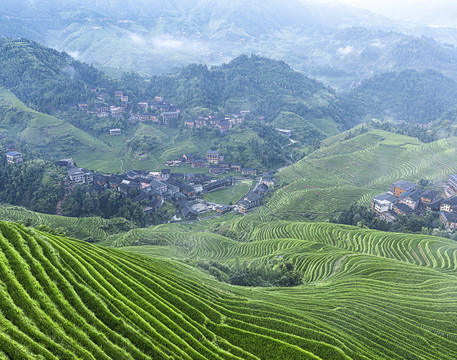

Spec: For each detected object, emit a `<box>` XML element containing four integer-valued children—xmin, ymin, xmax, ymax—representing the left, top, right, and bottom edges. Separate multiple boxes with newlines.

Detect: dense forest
<box><xmin>61</xmin><ymin>186</ymin><xmax>146</xmax><ymax>225</ymax></box>
<box><xmin>0</xmin><ymin>156</ymin><xmax>63</xmax><ymax>213</ymax></box>
<box><xmin>343</xmin><ymin>69</ymin><xmax>457</xmax><ymax>124</ymax></box>
<box><xmin>0</xmin><ymin>38</ymin><xmax>112</xmax><ymax>112</ymax></box>
<box><xmin>198</xmin><ymin>260</ymin><xmax>303</xmax><ymax>287</ymax></box>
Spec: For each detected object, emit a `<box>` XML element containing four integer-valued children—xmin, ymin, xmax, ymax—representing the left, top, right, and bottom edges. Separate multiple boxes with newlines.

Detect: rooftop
<box><xmin>441</xmin><ymin>211</ymin><xmax>457</xmax><ymax>223</ymax></box>
<box><xmin>391</xmin><ymin>180</ymin><xmax>417</xmax><ymax>191</ymax></box>
<box><xmin>67</xmin><ymin>167</ymin><xmax>84</xmax><ymax>176</ymax></box>
<box><xmin>400</xmin><ymin>189</ymin><xmax>423</xmax><ymax>202</ymax></box>
<box><xmin>421</xmin><ymin>189</ymin><xmax>439</xmax><ymax>199</ymax></box>
<box><xmin>394</xmin><ymin>203</ymin><xmax>414</xmax><ymax>214</ymax></box>
<box><xmin>443</xmin><ymin>196</ymin><xmax>457</xmax><ymax>206</ymax></box>
<box><xmin>6</xmin><ymin>151</ymin><xmax>21</xmax><ymax>157</ymax></box>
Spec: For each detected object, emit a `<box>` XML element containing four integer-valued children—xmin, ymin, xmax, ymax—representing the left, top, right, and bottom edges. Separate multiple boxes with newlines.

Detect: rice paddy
<box><xmin>1</xmin><ymin>219</ymin><xmax>454</xmax><ymax>359</ymax></box>
<box><xmin>270</xmin><ymin>130</ymin><xmax>457</xmax><ymax>219</ymax></box>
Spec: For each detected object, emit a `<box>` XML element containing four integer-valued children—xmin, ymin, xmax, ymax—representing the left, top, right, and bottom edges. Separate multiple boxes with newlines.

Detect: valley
<box><xmin>1</xmin><ymin>2</ymin><xmax>457</xmax><ymax>358</ymax></box>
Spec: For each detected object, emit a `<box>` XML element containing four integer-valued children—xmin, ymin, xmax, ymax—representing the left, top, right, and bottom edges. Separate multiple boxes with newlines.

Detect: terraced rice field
<box><xmin>271</xmin><ymin>130</ymin><xmax>457</xmax><ymax>218</ymax></box>
<box><xmin>1</xmin><ymin>219</ymin><xmax>457</xmax><ymax>358</ymax></box>
<box><xmin>0</xmin><ymin>204</ymin><xmax>125</xmax><ymax>241</ymax></box>
<box><xmin>112</xmin><ymin>219</ymin><xmax>457</xmax><ymax>359</ymax></box>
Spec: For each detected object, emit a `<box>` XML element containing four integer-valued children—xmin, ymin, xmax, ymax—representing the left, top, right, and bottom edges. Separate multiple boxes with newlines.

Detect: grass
<box><xmin>203</xmin><ymin>180</ymin><xmax>253</xmax><ymax>204</ymax></box>
<box><xmin>1</xmin><ymin>202</ymin><xmax>457</xmax><ymax>359</ymax></box>
<box><xmin>0</xmin><ymin>204</ymin><xmax>132</xmax><ymax>242</ymax></box>
<box><xmin>0</xmin><ymin>216</ymin><xmax>448</xmax><ymax>359</ymax></box>
<box><xmin>268</xmin><ymin>129</ymin><xmax>457</xmax><ymax>220</ymax></box>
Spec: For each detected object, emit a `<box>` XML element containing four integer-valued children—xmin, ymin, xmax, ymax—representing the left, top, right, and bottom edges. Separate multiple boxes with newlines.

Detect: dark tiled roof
<box><xmin>133</xmin><ymin>192</ymin><xmax>150</xmax><ymax>202</ymax></box>
<box><xmin>443</xmin><ymin>196</ymin><xmax>457</xmax><ymax>206</ymax></box>
<box><xmin>441</xmin><ymin>211</ymin><xmax>457</xmax><ymax>223</ymax></box>
<box><xmin>400</xmin><ymin>189</ymin><xmax>423</xmax><ymax>202</ymax></box>
<box><xmin>245</xmin><ymin>193</ymin><xmax>263</xmax><ymax>202</ymax></box>
<box><xmin>394</xmin><ymin>203</ymin><xmax>414</xmax><ymax>214</ymax></box>
<box><xmin>373</xmin><ymin>193</ymin><xmax>397</xmax><ymax>203</ymax></box>
<box><xmin>391</xmin><ymin>180</ymin><xmax>417</xmax><ymax>191</ymax></box>
<box><xmin>421</xmin><ymin>190</ymin><xmax>439</xmax><ymax>200</ymax></box>
<box><xmin>180</xmin><ymin>184</ymin><xmax>195</xmax><ymax>193</ymax></box>
<box><xmin>427</xmin><ymin>199</ymin><xmax>443</xmax><ymax>211</ymax></box>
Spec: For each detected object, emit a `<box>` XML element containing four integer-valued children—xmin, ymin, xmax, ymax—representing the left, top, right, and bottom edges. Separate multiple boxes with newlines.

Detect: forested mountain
<box><xmin>344</xmin><ymin>69</ymin><xmax>457</xmax><ymax>124</ymax></box>
<box><xmin>146</xmin><ymin>55</ymin><xmax>350</xmax><ymax>129</ymax></box>
<box><xmin>2</xmin><ymin>0</ymin><xmax>457</xmax><ymax>88</ymax></box>
<box><xmin>0</xmin><ymin>38</ymin><xmax>109</xmax><ymax>112</ymax></box>
<box><xmin>0</xmin><ymin>39</ymin><xmax>349</xmax><ymax>171</ymax></box>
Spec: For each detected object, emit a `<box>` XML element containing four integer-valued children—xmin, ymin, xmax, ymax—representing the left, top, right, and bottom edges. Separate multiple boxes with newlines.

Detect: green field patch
<box><xmin>203</xmin><ymin>180</ymin><xmax>253</xmax><ymax>204</ymax></box>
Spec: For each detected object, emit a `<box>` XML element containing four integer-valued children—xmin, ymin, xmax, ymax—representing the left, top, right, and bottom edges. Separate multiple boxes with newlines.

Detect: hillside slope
<box><xmin>0</xmin><ymin>42</ymin><xmax>347</xmax><ymax>171</ymax></box>
<box><xmin>3</xmin><ymin>0</ymin><xmax>457</xmax><ymax>88</ymax></box>
<box><xmin>1</xmin><ymin>219</ymin><xmax>454</xmax><ymax>358</ymax></box>
<box><xmin>0</xmin><ymin>87</ymin><xmax>126</xmax><ymax>170</ymax></box>
<box><xmin>263</xmin><ymin>128</ymin><xmax>457</xmax><ymax>220</ymax></box>
<box><xmin>0</xmin><ymin>38</ymin><xmax>108</xmax><ymax>112</ymax></box>
<box><xmin>344</xmin><ymin>69</ymin><xmax>457</xmax><ymax>124</ymax></box>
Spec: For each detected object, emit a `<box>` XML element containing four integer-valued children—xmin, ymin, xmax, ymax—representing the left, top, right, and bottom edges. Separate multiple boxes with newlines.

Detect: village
<box><xmin>3</xmin><ymin>143</ymin><xmax>274</xmax><ymax>221</ymax></box>
<box><xmin>58</xmin><ymin>152</ymin><xmax>273</xmax><ymax>221</ymax></box>
<box><xmin>2</xmin><ymin>87</ymin><xmax>280</xmax><ymax>222</ymax></box>
<box><xmin>371</xmin><ymin>175</ymin><xmax>457</xmax><ymax>230</ymax></box>
<box><xmin>77</xmin><ymin>91</ymin><xmax>256</xmax><ymax>134</ymax></box>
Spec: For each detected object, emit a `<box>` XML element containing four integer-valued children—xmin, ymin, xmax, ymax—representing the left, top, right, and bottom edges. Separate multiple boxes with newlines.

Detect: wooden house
<box><xmin>420</xmin><ymin>190</ymin><xmax>439</xmax><ymax>204</ymax></box>
<box><xmin>440</xmin><ymin>211</ymin><xmax>457</xmax><ymax>230</ymax></box>
<box><xmin>448</xmin><ymin>174</ymin><xmax>457</xmax><ymax>192</ymax></box>
<box><xmin>241</xmin><ymin>168</ymin><xmax>257</xmax><ymax>176</ymax></box>
<box><xmin>206</xmin><ymin>150</ymin><xmax>220</xmax><ymax>164</ymax></box>
<box><xmin>191</xmin><ymin>159</ymin><xmax>205</xmax><ymax>168</ymax></box>
<box><xmin>391</xmin><ymin>180</ymin><xmax>417</xmax><ymax>198</ymax></box>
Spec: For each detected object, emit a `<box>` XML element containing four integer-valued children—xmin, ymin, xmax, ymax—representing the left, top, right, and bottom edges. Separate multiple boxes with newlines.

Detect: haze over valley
<box><xmin>0</xmin><ymin>1</ymin><xmax>457</xmax><ymax>359</ymax></box>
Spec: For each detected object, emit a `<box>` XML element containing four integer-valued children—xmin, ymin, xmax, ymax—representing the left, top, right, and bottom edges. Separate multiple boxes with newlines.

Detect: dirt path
<box><xmin>117</xmin><ymin>157</ymin><xmax>125</xmax><ymax>173</ymax></box>
<box><xmin>56</xmin><ymin>200</ymin><xmax>63</xmax><ymax>216</ymax></box>
<box><xmin>325</xmin><ymin>254</ymin><xmax>357</xmax><ymax>280</ymax></box>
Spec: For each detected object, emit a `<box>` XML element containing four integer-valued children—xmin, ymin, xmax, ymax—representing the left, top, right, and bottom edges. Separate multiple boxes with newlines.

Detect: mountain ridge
<box><xmin>3</xmin><ymin>0</ymin><xmax>457</xmax><ymax>89</ymax></box>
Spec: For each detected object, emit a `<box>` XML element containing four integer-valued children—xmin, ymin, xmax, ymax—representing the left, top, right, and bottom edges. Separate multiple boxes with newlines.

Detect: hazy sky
<box><xmin>309</xmin><ymin>0</ymin><xmax>452</xmax><ymax>24</ymax></box>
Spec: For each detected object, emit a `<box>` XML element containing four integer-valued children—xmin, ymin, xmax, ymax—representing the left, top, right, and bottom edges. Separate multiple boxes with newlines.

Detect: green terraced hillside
<box><xmin>115</xmin><ymin>220</ymin><xmax>457</xmax><ymax>359</ymax></box>
<box><xmin>263</xmin><ymin>129</ymin><xmax>457</xmax><ymax>220</ymax></box>
<box><xmin>0</xmin><ymin>204</ymin><xmax>134</xmax><ymax>242</ymax></box>
<box><xmin>0</xmin><ymin>87</ymin><xmax>121</xmax><ymax>168</ymax></box>
<box><xmin>1</xmin><ymin>218</ymin><xmax>453</xmax><ymax>358</ymax></box>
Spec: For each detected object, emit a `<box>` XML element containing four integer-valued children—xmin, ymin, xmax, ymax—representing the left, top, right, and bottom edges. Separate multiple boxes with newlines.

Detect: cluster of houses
<box><xmin>58</xmin><ymin>158</ymin><xmax>241</xmax><ymax>219</ymax></box>
<box><xmin>78</xmin><ymin>92</ymin><xmax>181</xmax><ymax>130</ymax></box>
<box><xmin>79</xmin><ymin>89</ymin><xmax>257</xmax><ymax>134</ymax></box>
<box><xmin>371</xmin><ymin>176</ymin><xmax>457</xmax><ymax>229</ymax></box>
<box><xmin>57</xmin><ymin>153</ymin><xmax>274</xmax><ymax>219</ymax></box>
<box><xmin>173</xmin><ymin>150</ymin><xmax>257</xmax><ymax>177</ymax></box>
<box><xmin>184</xmin><ymin>111</ymin><xmax>249</xmax><ymax>133</ymax></box>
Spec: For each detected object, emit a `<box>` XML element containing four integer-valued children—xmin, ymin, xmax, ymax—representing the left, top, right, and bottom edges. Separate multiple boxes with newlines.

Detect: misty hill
<box><xmin>0</xmin><ymin>38</ymin><xmax>109</xmax><ymax>112</ymax></box>
<box><xmin>3</xmin><ymin>0</ymin><xmax>457</xmax><ymax>88</ymax></box>
<box><xmin>0</xmin><ymin>39</ymin><xmax>348</xmax><ymax>171</ymax></box>
<box><xmin>146</xmin><ymin>55</ymin><xmax>349</xmax><ymax>131</ymax></box>
<box><xmin>344</xmin><ymin>69</ymin><xmax>457</xmax><ymax>124</ymax></box>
